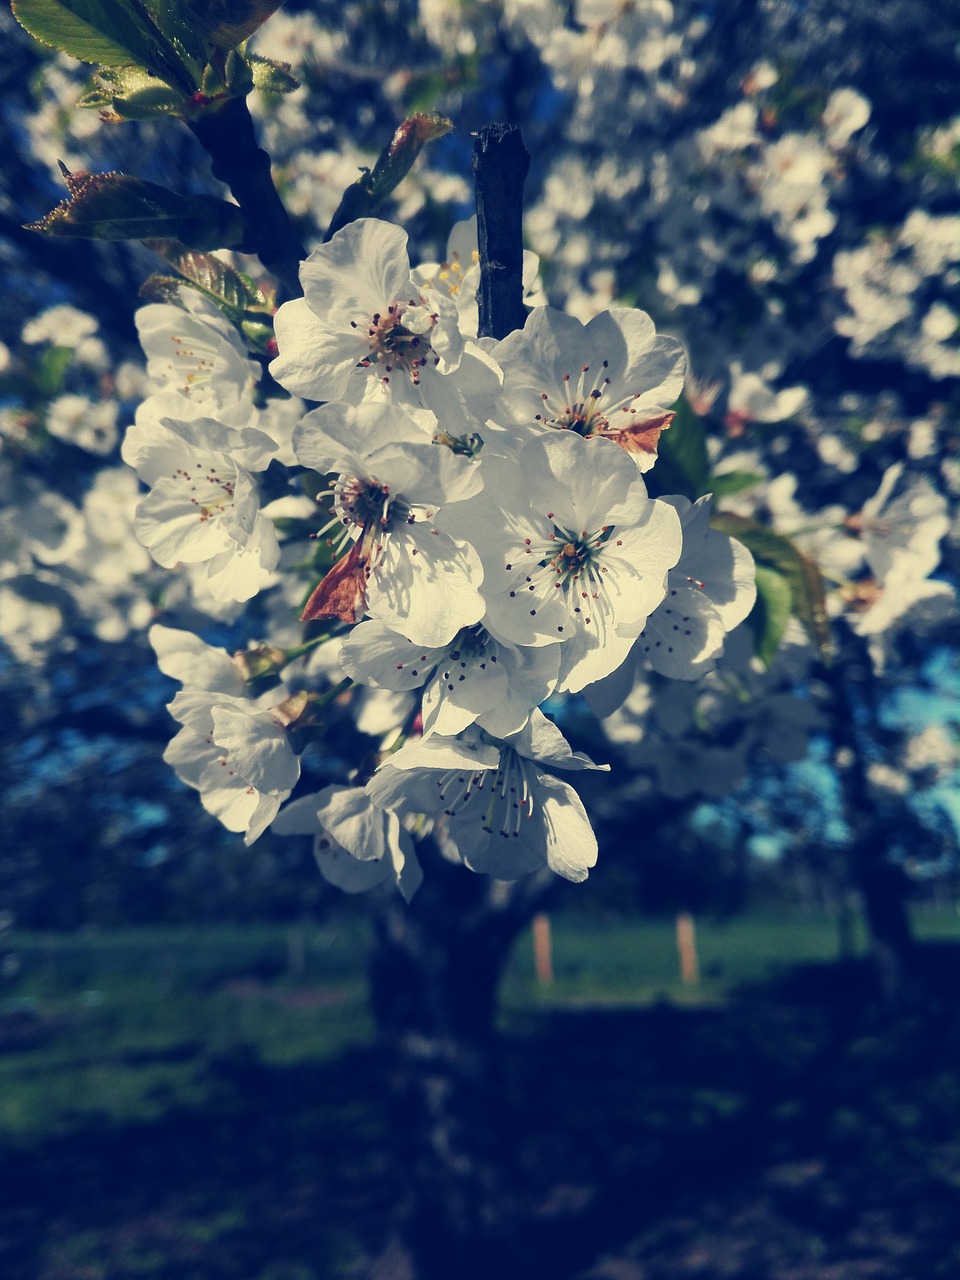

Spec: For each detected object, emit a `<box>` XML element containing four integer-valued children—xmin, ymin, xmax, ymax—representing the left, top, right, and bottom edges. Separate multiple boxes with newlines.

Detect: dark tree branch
<box><xmin>187</xmin><ymin>97</ymin><xmax>306</xmax><ymax>303</ymax></box>
<box><xmin>472</xmin><ymin>123</ymin><xmax>529</xmax><ymax>341</ymax></box>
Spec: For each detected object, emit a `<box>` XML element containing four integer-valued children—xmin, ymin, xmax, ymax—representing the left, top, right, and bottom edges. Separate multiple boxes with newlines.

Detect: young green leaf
<box><xmin>749</xmin><ymin>565</ymin><xmax>794</xmax><ymax>667</ymax></box>
<box><xmin>708</xmin><ymin>470</ymin><xmax>764</xmax><ymax>500</ymax></box>
<box><xmin>11</xmin><ymin>0</ymin><xmax>202</xmax><ymax>94</ymax></box>
<box><xmin>144</xmin><ymin>240</ymin><xmax>274</xmax><ymax>321</ymax></box>
<box><xmin>645</xmin><ymin>394</ymin><xmax>710</xmax><ymax>501</ymax></box>
<box><xmin>711</xmin><ymin>511</ymin><xmax>832</xmax><ymax>660</ymax></box>
<box><xmin>79</xmin><ymin>65</ymin><xmax>190</xmax><ymax>119</ymax></box>
<box><xmin>325</xmin><ymin>113</ymin><xmax>453</xmax><ymax>241</ymax></box>
<box><xmin>246</xmin><ymin>54</ymin><xmax>299</xmax><ymax>95</ymax></box>
<box><xmin>26</xmin><ymin>169</ymin><xmax>249</xmax><ymax>250</ymax></box>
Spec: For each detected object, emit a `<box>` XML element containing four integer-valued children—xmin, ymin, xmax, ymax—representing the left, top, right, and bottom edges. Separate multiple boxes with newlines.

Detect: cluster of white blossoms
<box><xmin>130</xmin><ymin>216</ymin><xmax>757</xmax><ymax>896</ymax></box>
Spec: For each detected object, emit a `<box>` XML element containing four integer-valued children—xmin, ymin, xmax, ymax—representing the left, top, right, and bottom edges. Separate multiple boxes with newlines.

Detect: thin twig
<box><xmin>472</xmin><ymin>123</ymin><xmax>529</xmax><ymax>340</ymax></box>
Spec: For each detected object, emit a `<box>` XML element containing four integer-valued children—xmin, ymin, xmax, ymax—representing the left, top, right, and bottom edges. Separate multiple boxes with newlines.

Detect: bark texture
<box><xmin>368</xmin><ymin>856</ymin><xmax>555</xmax><ymax>1277</ymax></box>
<box><xmin>473</xmin><ymin>123</ymin><xmax>530</xmax><ymax>341</ymax></box>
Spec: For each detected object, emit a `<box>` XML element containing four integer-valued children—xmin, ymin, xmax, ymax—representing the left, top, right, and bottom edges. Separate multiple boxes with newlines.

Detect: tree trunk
<box><xmin>363</xmin><ymin>121</ymin><xmax>543</xmax><ymax>1278</ymax></box>
<box><xmin>367</xmin><ymin>851</ymin><xmax>555</xmax><ymax>1278</ymax></box>
<box><xmin>851</xmin><ymin>831</ymin><xmax>916</xmax><ymax>1007</ymax></box>
<box><xmin>824</xmin><ymin>626</ymin><xmax>916</xmax><ymax>1008</ymax></box>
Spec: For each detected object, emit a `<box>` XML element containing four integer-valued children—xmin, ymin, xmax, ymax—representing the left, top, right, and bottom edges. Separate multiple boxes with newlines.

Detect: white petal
<box><xmin>538</xmin><ymin>774</ymin><xmax>598</xmax><ymax>883</ymax></box>
<box><xmin>210</xmin><ymin>705</ymin><xmax>300</xmax><ymax>793</ymax></box>
<box><xmin>149</xmin><ymin>624</ymin><xmax>243</xmax><ymax>694</ymax></box>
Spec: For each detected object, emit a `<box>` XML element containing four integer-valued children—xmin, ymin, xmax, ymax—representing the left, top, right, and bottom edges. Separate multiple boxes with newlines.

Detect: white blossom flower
<box><xmin>272</xmin><ymin>785</ymin><xmax>422</xmax><ymax>900</ymax></box>
<box><xmin>450</xmin><ymin>432</ymin><xmax>682</xmax><ymax>692</ymax></box>
<box><xmin>269</xmin><ymin>217</ymin><xmax>473</xmax><ymax>416</ymax></box>
<box><xmin>697</xmin><ymin>102</ymin><xmax>760</xmax><ymax>157</ymax></box>
<box><xmin>726</xmin><ymin>362</ymin><xmax>808</xmax><ymax>426</ymax></box>
<box><xmin>851</xmin><ymin>578</ymin><xmax>956</xmax><ymax>672</ymax></box>
<box><xmin>592</xmin><ymin>494</ymin><xmax>756</xmax><ymax>706</ymax></box>
<box><xmin>292</xmin><ymin>400</ymin><xmax>485</xmax><ymax>644</ymax></box>
<box><xmin>46</xmin><ymin>394</ymin><xmax>119</xmax><ymax>455</ymax></box>
<box><xmin>136</xmin><ymin>293</ymin><xmax>260</xmax><ymax>426</ymax></box>
<box><xmin>367</xmin><ymin>712</ymin><xmax>606</xmax><ymax>882</ymax></box>
<box><xmin>0</xmin><ymin>470</ymin><xmax>85</xmax><ymax>570</ymax></box>
<box><xmin>855</xmin><ymin>462</ymin><xmax>950</xmax><ymax>584</ymax></box>
<box><xmin>822</xmin><ymin>88</ymin><xmax>871</xmax><ymax>150</ymax></box>
<box><xmin>412</xmin><ymin>215</ymin><xmax>546</xmax><ymax>339</ymax></box>
<box><xmin>151</xmin><ymin>625</ymin><xmax>301</xmax><ymax>843</ymax></box>
<box><xmin>752</xmin><ymin>133</ymin><xmax>836</xmax><ymax>263</ymax></box>
<box><xmin>489</xmin><ymin>305</ymin><xmax>685</xmax><ymax>470</ymax></box>
<box><xmin>339</xmin><ymin>618</ymin><xmax>559</xmax><ymax>739</ymax></box>
<box><xmin>0</xmin><ymin>580</ymin><xmax>64</xmax><ymax>663</ymax></box>
<box><xmin>70</xmin><ymin>467</ymin><xmax>151</xmax><ymax>587</ymax></box>
<box><xmin>124</xmin><ymin>415</ymin><xmax>280</xmax><ymax>602</ymax></box>
<box><xmin>22</xmin><ymin>304</ymin><xmax>98</xmax><ymax>348</ymax></box>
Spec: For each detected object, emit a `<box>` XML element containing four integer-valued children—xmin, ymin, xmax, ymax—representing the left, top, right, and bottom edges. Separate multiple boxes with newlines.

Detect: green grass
<box><xmin>2</xmin><ymin>907</ymin><xmax>960</xmax><ymax>1279</ymax></box>
<box><xmin>1</xmin><ymin>905</ymin><xmax>959</xmax><ymax>1141</ymax></box>
<box><xmin>0</xmin><ymin>920</ymin><xmax>374</xmax><ymax>1138</ymax></box>
<box><xmin>502</xmin><ymin>903</ymin><xmax>960</xmax><ymax>1009</ymax></box>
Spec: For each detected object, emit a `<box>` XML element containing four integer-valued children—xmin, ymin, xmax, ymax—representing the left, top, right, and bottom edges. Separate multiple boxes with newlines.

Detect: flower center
<box><xmin>536</xmin><ymin>364</ymin><xmax>613</xmax><ymax>437</ymax></box>
<box><xmin>313</xmin><ymin>473</ymin><xmax>415</xmax><ymax>563</ymax></box>
<box><xmin>435</xmin><ymin>746</ymin><xmax>536</xmax><ymax>838</ymax></box>
<box><xmin>334</xmin><ymin>474</ymin><xmax>411</xmax><ymax>533</ymax></box>
<box><xmin>503</xmin><ymin>521</ymin><xmax>615</xmax><ymax>631</ymax></box>
<box><xmin>546</xmin><ymin>524</ymin><xmax>610</xmax><ymax>591</ymax></box>
<box><xmin>535</xmin><ymin>362</ymin><xmax>653</xmax><ymax>438</ymax></box>
<box><xmin>353</xmin><ymin>300</ymin><xmax>439</xmax><ymax>387</ymax></box>
<box><xmin>434</xmin><ymin>249</ymin><xmax>477</xmax><ymax>298</ymax></box>
<box><xmin>175</xmin><ymin>462</ymin><xmax>236</xmax><ymax>524</ymax></box>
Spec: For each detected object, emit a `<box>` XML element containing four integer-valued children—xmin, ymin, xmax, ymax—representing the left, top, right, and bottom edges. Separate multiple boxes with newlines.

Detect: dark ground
<box><xmin>1</xmin><ymin>945</ymin><xmax>959</xmax><ymax>1279</ymax></box>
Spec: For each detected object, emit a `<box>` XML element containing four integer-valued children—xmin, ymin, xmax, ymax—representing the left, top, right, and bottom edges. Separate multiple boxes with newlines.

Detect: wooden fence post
<box><xmin>533</xmin><ymin>912</ymin><xmax>554</xmax><ymax>985</ymax></box>
<box><xmin>676</xmin><ymin>910</ymin><xmax>699</xmax><ymax>984</ymax></box>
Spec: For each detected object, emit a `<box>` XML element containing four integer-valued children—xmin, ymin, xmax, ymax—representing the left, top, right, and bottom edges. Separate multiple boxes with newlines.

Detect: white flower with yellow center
<box><xmin>269</xmin><ymin>217</ymin><xmax>486</xmax><ymax>421</ymax></box>
<box><xmin>125</xmin><ymin>415</ymin><xmax>280</xmax><ymax>602</ymax></box>
<box><xmin>448</xmin><ymin>432</ymin><xmax>682</xmax><ymax>692</ymax></box>
<box><xmin>487</xmin><ymin>305</ymin><xmax>685</xmax><ymax>470</ymax></box>
<box><xmin>136</xmin><ymin>293</ymin><xmax>260</xmax><ymax>427</ymax></box>
<box><xmin>412</xmin><ymin>215</ymin><xmax>546</xmax><ymax>339</ymax></box>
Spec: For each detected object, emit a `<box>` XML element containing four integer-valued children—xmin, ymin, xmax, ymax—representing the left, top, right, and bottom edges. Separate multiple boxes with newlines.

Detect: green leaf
<box><xmin>81</xmin><ymin>66</ymin><xmax>189</xmax><ymax>119</ymax></box>
<box><xmin>11</xmin><ymin>0</ymin><xmax>202</xmax><ymax>94</ymax></box>
<box><xmin>223</xmin><ymin>48</ymin><xmax>254</xmax><ymax>95</ymax></box>
<box><xmin>139</xmin><ymin>273</ymin><xmax>190</xmax><ymax>306</ymax></box>
<box><xmin>144</xmin><ymin>240</ymin><xmax>273</xmax><ymax>321</ymax></box>
<box><xmin>749</xmin><ymin>565</ymin><xmax>794</xmax><ymax>667</ymax></box>
<box><xmin>26</xmin><ymin>168</ymin><xmax>249</xmax><ymax>250</ymax></box>
<box><xmin>708</xmin><ymin>470</ymin><xmax>764</xmax><ymax>500</ymax></box>
<box><xmin>105</xmin><ymin>83</ymin><xmax>190</xmax><ymax>118</ymax></box>
<box><xmin>181</xmin><ymin>0</ymin><xmax>284</xmax><ymax>47</ymax></box>
<box><xmin>645</xmin><ymin>395</ymin><xmax>710</xmax><ymax>501</ymax></box>
<box><xmin>325</xmin><ymin>113</ymin><xmax>453</xmax><ymax>241</ymax></box>
<box><xmin>35</xmin><ymin>345</ymin><xmax>74</xmax><ymax>397</ymax></box>
<box><xmin>710</xmin><ymin>512</ymin><xmax>833</xmax><ymax>661</ymax></box>
<box><xmin>247</xmin><ymin>53</ymin><xmax>299</xmax><ymax>95</ymax></box>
